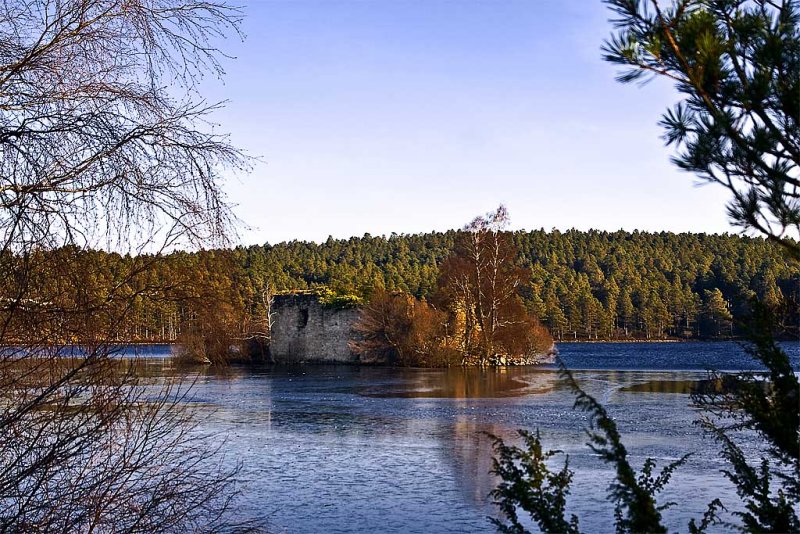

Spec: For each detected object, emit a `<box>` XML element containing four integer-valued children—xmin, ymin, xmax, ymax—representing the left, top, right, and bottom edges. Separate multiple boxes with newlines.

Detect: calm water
<box><xmin>133</xmin><ymin>341</ymin><xmax>799</xmax><ymax>533</ymax></box>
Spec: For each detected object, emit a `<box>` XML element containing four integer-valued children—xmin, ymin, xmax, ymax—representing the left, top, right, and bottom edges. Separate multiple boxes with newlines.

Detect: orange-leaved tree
<box><xmin>437</xmin><ymin>206</ymin><xmax>551</xmax><ymax>365</ymax></box>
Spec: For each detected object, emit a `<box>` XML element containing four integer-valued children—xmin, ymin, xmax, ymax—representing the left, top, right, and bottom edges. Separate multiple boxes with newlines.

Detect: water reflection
<box><xmin>444</xmin><ymin>416</ymin><xmax>503</xmax><ymax>508</ymax></box>
<box><xmin>359</xmin><ymin>367</ymin><xmax>559</xmax><ymax>398</ymax></box>
<box><xmin>117</xmin><ymin>351</ymin><xmax>759</xmax><ymax>533</ymax></box>
<box><xmin>5</xmin><ymin>341</ymin><xmax>782</xmax><ymax>533</ymax></box>
<box><xmin>621</xmin><ymin>378</ymin><xmax>704</xmax><ymax>394</ymax></box>
<box><xmin>124</xmin><ymin>357</ymin><xmax>255</xmax><ymax>381</ymax></box>
<box><xmin>347</xmin><ymin>365</ymin><xmax>724</xmax><ymax>400</ymax></box>
<box><xmin>122</xmin><ymin>351</ymin><xmax>732</xmax><ymax>401</ymax></box>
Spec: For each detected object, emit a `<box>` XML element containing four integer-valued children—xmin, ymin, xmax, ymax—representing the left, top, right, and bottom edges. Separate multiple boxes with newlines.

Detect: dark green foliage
<box><xmin>602</xmin><ymin>0</ymin><xmax>800</xmax><ymax>256</ymax></box>
<box><xmin>25</xmin><ymin>230</ymin><xmax>798</xmax><ymax>345</ymax></box>
<box><xmin>562</xmin><ymin>366</ymin><xmax>691</xmax><ymax>533</ymax></box>
<box><xmin>75</xmin><ymin>229</ymin><xmax>800</xmax><ymax>344</ymax></box>
<box><xmin>559</xmin><ymin>2</ymin><xmax>800</xmax><ymax>532</ymax></box>
<box><xmin>700</xmin><ymin>288</ymin><xmax>734</xmax><ymax>337</ymax></box>
<box><xmin>489</xmin><ymin>364</ymin><xmax>722</xmax><ymax>533</ymax></box>
<box><xmin>488</xmin><ymin>430</ymin><xmax>579</xmax><ymax>534</ymax></box>
<box><xmin>717</xmin><ymin>440</ymin><xmax>798</xmax><ymax>532</ymax></box>
<box><xmin>693</xmin><ymin>302</ymin><xmax>800</xmax><ymax>532</ymax></box>
<box><xmin>737</xmin><ymin>309</ymin><xmax>799</xmax><ymax>463</ymax></box>
<box><xmin>688</xmin><ymin>499</ymin><xmax>726</xmax><ymax>534</ymax></box>
<box><xmin>488</xmin><ymin>310</ymin><xmax>798</xmax><ymax>534</ymax></box>
<box><xmin>489</xmin><ymin>305</ymin><xmax>796</xmax><ymax>534</ymax></box>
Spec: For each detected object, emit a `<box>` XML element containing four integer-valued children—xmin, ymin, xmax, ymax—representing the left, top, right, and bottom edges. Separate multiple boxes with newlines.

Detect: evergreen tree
<box><xmin>491</xmin><ymin>2</ymin><xmax>799</xmax><ymax>532</ymax></box>
<box><xmin>603</xmin><ymin>0</ymin><xmax>800</xmax><ymax>255</ymax></box>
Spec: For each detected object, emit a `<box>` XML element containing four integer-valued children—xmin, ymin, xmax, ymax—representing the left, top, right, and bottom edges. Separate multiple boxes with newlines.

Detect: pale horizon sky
<box><xmin>201</xmin><ymin>0</ymin><xmax>737</xmax><ymax>245</ymax></box>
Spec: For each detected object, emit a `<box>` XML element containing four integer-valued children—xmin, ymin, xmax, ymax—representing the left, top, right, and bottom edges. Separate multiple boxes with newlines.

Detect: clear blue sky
<box><xmin>203</xmin><ymin>0</ymin><xmax>735</xmax><ymax>245</ymax></box>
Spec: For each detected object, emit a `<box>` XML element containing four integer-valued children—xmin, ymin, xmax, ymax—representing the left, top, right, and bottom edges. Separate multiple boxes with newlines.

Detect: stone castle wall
<box><xmin>269</xmin><ymin>294</ymin><xmax>360</xmax><ymax>363</ymax></box>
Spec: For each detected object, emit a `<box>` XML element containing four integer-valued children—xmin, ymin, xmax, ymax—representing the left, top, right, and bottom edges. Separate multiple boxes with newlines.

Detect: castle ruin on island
<box><xmin>268</xmin><ymin>293</ymin><xmax>361</xmax><ymax>363</ymax></box>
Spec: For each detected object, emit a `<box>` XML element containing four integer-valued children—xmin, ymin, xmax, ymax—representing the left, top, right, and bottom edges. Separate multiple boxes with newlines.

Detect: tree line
<box><xmin>49</xmin><ymin>227</ymin><xmax>798</xmax><ymax>349</ymax></box>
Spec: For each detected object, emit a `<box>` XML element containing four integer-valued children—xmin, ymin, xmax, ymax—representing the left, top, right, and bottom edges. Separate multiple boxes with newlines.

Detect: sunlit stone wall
<box><xmin>269</xmin><ymin>294</ymin><xmax>360</xmax><ymax>363</ymax></box>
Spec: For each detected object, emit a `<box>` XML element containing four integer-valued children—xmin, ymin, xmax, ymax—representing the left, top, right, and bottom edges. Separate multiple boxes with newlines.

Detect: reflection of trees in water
<box><xmin>420</xmin><ymin>368</ymin><xmax>529</xmax><ymax>398</ymax></box>
<box><xmin>427</xmin><ymin>369</ymin><xmax>708</xmax><ymax>518</ymax></box>
<box><xmin>444</xmin><ymin>415</ymin><xmax>506</xmax><ymax>509</ymax></box>
<box><xmin>565</xmin><ymin>370</ymin><xmax>709</xmax><ymax>400</ymax></box>
<box><xmin>368</xmin><ymin>367</ymin><xmax>560</xmax><ymax>398</ymax></box>
<box><xmin>621</xmin><ymin>379</ymin><xmax>701</xmax><ymax>394</ymax></box>
<box><xmin>125</xmin><ymin>357</ymin><xmax>253</xmax><ymax>381</ymax></box>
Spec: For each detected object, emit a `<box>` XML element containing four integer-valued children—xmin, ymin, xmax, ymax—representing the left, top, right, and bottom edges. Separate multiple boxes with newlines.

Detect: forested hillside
<box><xmin>42</xmin><ymin>229</ymin><xmax>798</xmax><ymax>344</ymax></box>
<box><xmin>242</xmin><ymin>229</ymin><xmax>799</xmax><ymax>341</ymax></box>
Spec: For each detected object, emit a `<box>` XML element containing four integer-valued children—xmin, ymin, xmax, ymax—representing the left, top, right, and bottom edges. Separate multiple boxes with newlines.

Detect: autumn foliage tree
<box><xmin>437</xmin><ymin>206</ymin><xmax>552</xmax><ymax>365</ymax></box>
<box><xmin>351</xmin><ymin>207</ymin><xmax>552</xmax><ymax>367</ymax></box>
<box><xmin>350</xmin><ymin>288</ymin><xmax>457</xmax><ymax>366</ymax></box>
<box><xmin>171</xmin><ymin>250</ymin><xmax>259</xmax><ymax>364</ymax></box>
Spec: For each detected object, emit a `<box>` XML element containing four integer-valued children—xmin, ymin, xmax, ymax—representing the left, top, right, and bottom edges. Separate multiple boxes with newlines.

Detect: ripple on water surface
<box><xmin>148</xmin><ymin>341</ymin><xmax>798</xmax><ymax>533</ymax></box>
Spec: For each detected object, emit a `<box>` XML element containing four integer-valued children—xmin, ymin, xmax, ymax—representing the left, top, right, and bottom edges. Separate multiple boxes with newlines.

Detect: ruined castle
<box><xmin>268</xmin><ymin>294</ymin><xmax>361</xmax><ymax>363</ymax></box>
<box><xmin>267</xmin><ymin>293</ymin><xmax>555</xmax><ymax>365</ymax></box>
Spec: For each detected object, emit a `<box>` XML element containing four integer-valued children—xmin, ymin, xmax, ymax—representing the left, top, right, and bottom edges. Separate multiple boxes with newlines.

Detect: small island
<box><xmin>268</xmin><ymin>291</ymin><xmax>556</xmax><ymax>367</ymax></box>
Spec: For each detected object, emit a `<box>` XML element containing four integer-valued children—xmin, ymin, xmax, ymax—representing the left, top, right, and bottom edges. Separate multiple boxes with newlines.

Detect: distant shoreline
<box><xmin>557</xmin><ymin>337</ymin><xmax>799</xmax><ymax>344</ymax></box>
<box><xmin>556</xmin><ymin>338</ymin><xmax>726</xmax><ymax>344</ymax></box>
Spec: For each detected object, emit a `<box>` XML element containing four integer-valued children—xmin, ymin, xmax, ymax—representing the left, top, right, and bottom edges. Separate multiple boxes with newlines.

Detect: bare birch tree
<box><xmin>0</xmin><ymin>0</ymin><xmax>254</xmax><ymax>531</ymax></box>
<box><xmin>438</xmin><ymin>206</ymin><xmax>546</xmax><ymax>365</ymax></box>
